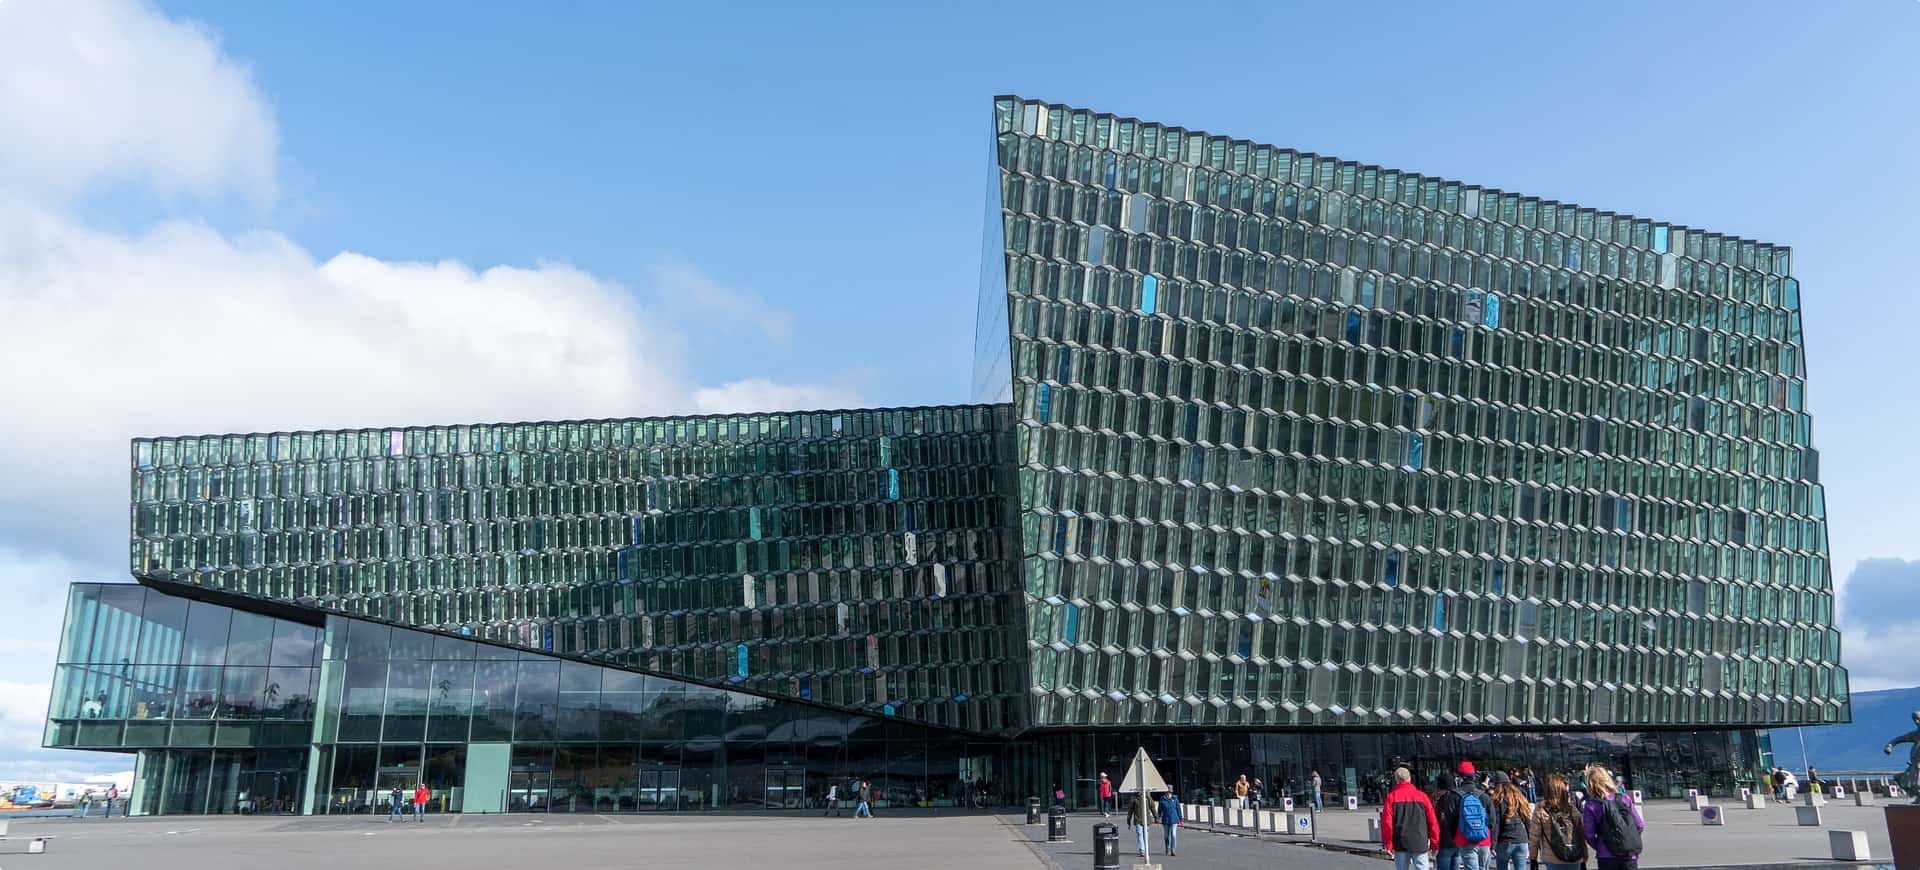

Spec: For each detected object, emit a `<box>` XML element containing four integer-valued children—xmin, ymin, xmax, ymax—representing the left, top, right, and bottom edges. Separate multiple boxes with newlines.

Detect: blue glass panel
<box><xmin>1653</xmin><ymin>226</ymin><xmax>1670</xmax><ymax>254</ymax></box>
<box><xmin>1483</xmin><ymin>294</ymin><xmax>1502</xmax><ymax>329</ymax></box>
<box><xmin>1064</xmin><ymin>605</ymin><xmax>1079</xmax><ymax>643</ymax></box>
<box><xmin>1141</xmin><ymin>275</ymin><xmax>1158</xmax><ymax>313</ymax></box>
<box><xmin>1407</xmin><ymin>434</ymin><xmax>1424</xmax><ymax>470</ymax></box>
<box><xmin>1036</xmin><ymin>384</ymin><xmax>1052</xmax><ymax>422</ymax></box>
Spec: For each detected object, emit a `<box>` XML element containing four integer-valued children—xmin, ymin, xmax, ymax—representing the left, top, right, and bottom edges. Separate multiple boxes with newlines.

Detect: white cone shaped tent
<box><xmin>1118</xmin><ymin>746</ymin><xmax>1170</xmax><ymax>794</ymax></box>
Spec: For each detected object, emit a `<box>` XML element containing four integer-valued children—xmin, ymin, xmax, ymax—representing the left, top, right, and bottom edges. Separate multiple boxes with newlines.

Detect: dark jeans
<box><xmin>1598</xmin><ymin>858</ymin><xmax>1638</xmax><ymax>870</ymax></box>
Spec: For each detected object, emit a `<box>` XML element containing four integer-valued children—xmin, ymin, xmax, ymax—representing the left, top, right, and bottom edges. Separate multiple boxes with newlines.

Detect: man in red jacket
<box><xmin>1383</xmin><ymin>767</ymin><xmax>1441</xmax><ymax>870</ymax></box>
<box><xmin>1438</xmin><ymin>761</ymin><xmax>1494</xmax><ymax>870</ymax></box>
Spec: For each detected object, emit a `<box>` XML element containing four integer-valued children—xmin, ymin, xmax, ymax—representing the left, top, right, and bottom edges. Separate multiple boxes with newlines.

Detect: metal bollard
<box><xmin>1092</xmin><ymin>822</ymin><xmax>1119</xmax><ymax>870</ymax></box>
<box><xmin>1048</xmin><ymin>804</ymin><xmax>1069</xmax><ymax>842</ymax></box>
<box><xmin>1026</xmin><ymin>796</ymin><xmax>1042</xmax><ymax>825</ymax></box>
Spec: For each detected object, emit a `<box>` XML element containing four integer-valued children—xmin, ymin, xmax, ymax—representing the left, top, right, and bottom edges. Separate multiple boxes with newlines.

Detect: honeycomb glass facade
<box><xmin>128</xmin><ymin>405</ymin><xmax>1028</xmax><ymax>735</ymax></box>
<box><xmin>978</xmin><ymin>96</ymin><xmax>1845</xmax><ymax>730</ymax></box>
<box><xmin>43</xmin><ymin>95</ymin><xmax>1846</xmax><ymax>815</ymax></box>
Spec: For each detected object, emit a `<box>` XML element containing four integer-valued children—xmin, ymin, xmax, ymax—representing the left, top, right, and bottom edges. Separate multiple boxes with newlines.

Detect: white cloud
<box><xmin>1842</xmin><ymin>627</ymin><xmax>1920</xmax><ymax>692</ymax></box>
<box><xmin>647</xmin><ymin>260</ymin><xmax>796</xmax><ymax>344</ymax></box>
<box><xmin>0</xmin><ymin>206</ymin><xmax>713</xmax><ymax>556</ymax></box>
<box><xmin>0</xmin><ymin>681</ymin><xmax>53</xmax><ymax>760</ymax></box>
<box><xmin>1836</xmin><ymin>559</ymin><xmax>1920</xmax><ymax>691</ymax></box>
<box><xmin>0</xmin><ymin>0</ymin><xmax>278</xmax><ymax>204</ymax></box>
<box><xmin>693</xmin><ymin>377</ymin><xmax>867</xmax><ymax>416</ymax></box>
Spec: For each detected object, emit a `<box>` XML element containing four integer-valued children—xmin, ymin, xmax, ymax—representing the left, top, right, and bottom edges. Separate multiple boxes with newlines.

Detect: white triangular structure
<box><xmin>1118</xmin><ymin>747</ymin><xmax>1170</xmax><ymax>794</ymax></box>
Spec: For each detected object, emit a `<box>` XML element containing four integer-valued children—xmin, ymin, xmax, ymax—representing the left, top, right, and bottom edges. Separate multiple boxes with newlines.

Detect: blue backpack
<box><xmin>1456</xmin><ymin>790</ymin><xmax>1490</xmax><ymax>841</ymax></box>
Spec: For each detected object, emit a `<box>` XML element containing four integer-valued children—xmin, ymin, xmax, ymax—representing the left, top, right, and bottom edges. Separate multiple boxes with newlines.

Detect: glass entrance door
<box><xmin>764</xmin><ymin>766</ymin><xmax>805</xmax><ymax>809</ymax></box>
<box><xmin>508</xmin><ymin>769</ymin><xmax>551</xmax><ymax>812</ymax></box>
<box><xmin>636</xmin><ymin>768</ymin><xmax>680</xmax><ymax>811</ymax></box>
<box><xmin>242</xmin><ymin>771</ymin><xmax>294</xmax><ymax>814</ymax></box>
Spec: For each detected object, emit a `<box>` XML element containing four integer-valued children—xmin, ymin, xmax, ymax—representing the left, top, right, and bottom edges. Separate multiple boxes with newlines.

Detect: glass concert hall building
<box><xmin>45</xmin><ymin>97</ymin><xmax>1848</xmax><ymax>815</ymax></box>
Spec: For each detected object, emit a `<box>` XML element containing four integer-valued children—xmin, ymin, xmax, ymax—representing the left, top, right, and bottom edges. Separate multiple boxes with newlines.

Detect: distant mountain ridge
<box><xmin>1772</xmin><ymin>686</ymin><xmax>1920</xmax><ymax>772</ymax></box>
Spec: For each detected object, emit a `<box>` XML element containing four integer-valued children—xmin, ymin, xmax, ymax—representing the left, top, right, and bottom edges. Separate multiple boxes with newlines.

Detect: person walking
<box><xmin>1234</xmin><ymin>774</ymin><xmax>1251</xmax><ymax>811</ymax></box>
<box><xmin>1099</xmin><ymin>772</ymin><xmax>1115</xmax><ymax>817</ymax></box>
<box><xmin>387</xmin><ymin>785</ymin><xmax>405</xmax><ymax>822</ymax></box>
<box><xmin>1581</xmin><ymin>766</ymin><xmax>1644</xmax><ymax>870</ymax></box>
<box><xmin>1250</xmin><ymin>777</ymin><xmax>1265</xmax><ymax>813</ymax></box>
<box><xmin>1129</xmin><ymin>791</ymin><xmax>1153</xmax><ymax>856</ymax></box>
<box><xmin>74</xmin><ymin>791</ymin><xmax>91</xmax><ymax>818</ymax></box>
<box><xmin>1311</xmin><ymin>770</ymin><xmax>1325</xmax><ymax>812</ymax></box>
<box><xmin>1156</xmin><ymin>789</ymin><xmax>1183</xmax><ymax>857</ymax></box>
<box><xmin>103</xmin><ymin>784</ymin><xmax>119</xmax><ymax>819</ymax></box>
<box><xmin>1486</xmin><ymin>772</ymin><xmax>1533</xmax><ymax>870</ymax></box>
<box><xmin>1530</xmin><ymin>774</ymin><xmax>1588</xmax><ymax>870</ymax></box>
<box><xmin>1430</xmin><ymin>773</ymin><xmax>1460</xmax><ymax>870</ymax></box>
<box><xmin>412</xmin><ymin>782</ymin><xmax>430</xmax><ymax>821</ymax></box>
<box><xmin>824</xmin><ymin>782</ymin><xmax>840</xmax><ymax>817</ymax></box>
<box><xmin>1382</xmin><ymin>767</ymin><xmax>1441</xmax><ymax>870</ymax></box>
<box><xmin>1439</xmin><ymin>762</ymin><xmax>1494</xmax><ymax>870</ymax></box>
<box><xmin>855</xmin><ymin>780</ymin><xmax>873</xmax><ymax>818</ymax></box>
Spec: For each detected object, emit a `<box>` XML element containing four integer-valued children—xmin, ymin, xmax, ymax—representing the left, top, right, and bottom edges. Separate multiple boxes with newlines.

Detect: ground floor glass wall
<box><xmin>124</xmin><ymin>748</ymin><xmax>307</xmax><ymax>815</ymax></box>
<box><xmin>304</xmin><ymin>613</ymin><xmax>991</xmax><ymax>814</ymax></box>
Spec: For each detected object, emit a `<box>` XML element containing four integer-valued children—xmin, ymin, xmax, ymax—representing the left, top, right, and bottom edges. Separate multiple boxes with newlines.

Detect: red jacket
<box><xmin>1381</xmin><ymin>781</ymin><xmax>1441</xmax><ymax>854</ymax></box>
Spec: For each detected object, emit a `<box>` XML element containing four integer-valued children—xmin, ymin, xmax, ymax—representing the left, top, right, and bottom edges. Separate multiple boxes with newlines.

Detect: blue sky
<box><xmin>0</xmin><ymin>0</ymin><xmax>1915</xmax><ymax>778</ymax></box>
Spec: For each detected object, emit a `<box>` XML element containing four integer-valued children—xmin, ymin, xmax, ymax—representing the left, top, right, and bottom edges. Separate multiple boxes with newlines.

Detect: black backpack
<box><xmin>1592</xmin><ymin>795</ymin><xmax>1643</xmax><ymax>857</ymax></box>
<box><xmin>1544</xmin><ymin>808</ymin><xmax>1588</xmax><ymax>863</ymax></box>
<box><xmin>1435</xmin><ymin>790</ymin><xmax>1461</xmax><ymax>838</ymax></box>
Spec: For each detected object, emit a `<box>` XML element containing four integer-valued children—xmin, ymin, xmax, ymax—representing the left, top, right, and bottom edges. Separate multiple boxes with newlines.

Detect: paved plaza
<box><xmin>1016</xmin><ymin>798</ymin><xmax>1895</xmax><ymax>870</ymax></box>
<box><xmin>0</xmin><ymin>810</ymin><xmax>1044</xmax><ymax>870</ymax></box>
<box><xmin>0</xmin><ymin>799</ymin><xmax>1898</xmax><ymax>870</ymax></box>
<box><xmin>1306</xmin><ymin>797</ymin><xmax>1895</xmax><ymax>868</ymax></box>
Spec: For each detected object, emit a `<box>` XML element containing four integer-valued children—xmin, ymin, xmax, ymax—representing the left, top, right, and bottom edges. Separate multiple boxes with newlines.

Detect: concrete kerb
<box><xmin>1000</xmin><ymin>815</ymin><xmax>1067</xmax><ymax>870</ymax></box>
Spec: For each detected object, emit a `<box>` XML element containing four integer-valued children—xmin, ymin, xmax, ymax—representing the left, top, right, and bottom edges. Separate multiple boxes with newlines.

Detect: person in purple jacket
<box><xmin>1580</xmin><ymin>766</ymin><xmax>1645</xmax><ymax>870</ymax></box>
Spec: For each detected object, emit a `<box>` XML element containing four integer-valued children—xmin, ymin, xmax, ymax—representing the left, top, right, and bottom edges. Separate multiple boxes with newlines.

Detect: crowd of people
<box><xmin>1382</xmin><ymin>761</ymin><xmax>1645</xmax><ymax>870</ymax></box>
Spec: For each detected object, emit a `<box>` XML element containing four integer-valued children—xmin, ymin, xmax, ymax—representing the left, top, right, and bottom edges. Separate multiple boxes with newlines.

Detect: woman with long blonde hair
<box><xmin>1487</xmin><ymin>772</ymin><xmax>1534</xmax><ymax>870</ymax></box>
<box><xmin>1529</xmin><ymin>774</ymin><xmax>1587</xmax><ymax>870</ymax></box>
<box><xmin>1579</xmin><ymin>766</ymin><xmax>1644</xmax><ymax>870</ymax></box>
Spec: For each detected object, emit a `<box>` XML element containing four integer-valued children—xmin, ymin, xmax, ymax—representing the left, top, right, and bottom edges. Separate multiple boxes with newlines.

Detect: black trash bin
<box><xmin>1091</xmin><ymin>822</ymin><xmax>1119</xmax><ymax>870</ymax></box>
<box><xmin>1026</xmin><ymin>796</ymin><xmax>1041</xmax><ymax>824</ymax></box>
<box><xmin>1047</xmin><ymin>804</ymin><xmax>1069</xmax><ymax>842</ymax></box>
